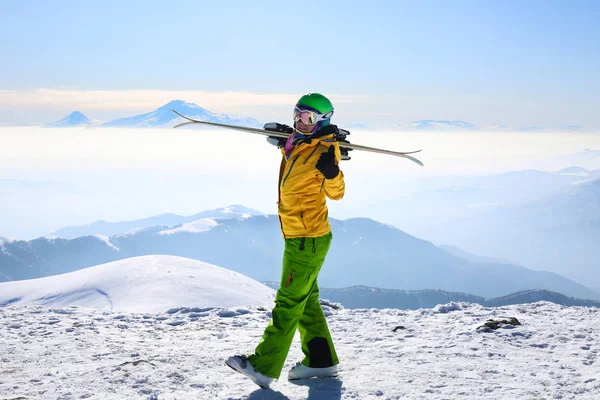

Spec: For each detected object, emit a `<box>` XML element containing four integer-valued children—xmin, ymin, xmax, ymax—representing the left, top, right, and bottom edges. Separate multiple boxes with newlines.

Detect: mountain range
<box><xmin>263</xmin><ymin>280</ymin><xmax>600</xmax><ymax>309</ymax></box>
<box><xmin>367</xmin><ymin>167</ymin><xmax>600</xmax><ymax>287</ymax></box>
<box><xmin>302</xmin><ymin>286</ymin><xmax>600</xmax><ymax>309</ymax></box>
<box><xmin>49</xmin><ymin>205</ymin><xmax>264</xmax><ymax>238</ymax></box>
<box><xmin>407</xmin><ymin>178</ymin><xmax>600</xmax><ymax>287</ymax></box>
<box><xmin>388</xmin><ymin>121</ymin><xmax>595</xmax><ymax>132</ymax></box>
<box><xmin>1</xmin><ymin>206</ymin><xmax>598</xmax><ymax>301</ymax></box>
<box><xmin>44</xmin><ymin>100</ymin><xmax>262</xmax><ymax>128</ymax></box>
<box><xmin>44</xmin><ymin>105</ymin><xmax>596</xmax><ymax>132</ymax></box>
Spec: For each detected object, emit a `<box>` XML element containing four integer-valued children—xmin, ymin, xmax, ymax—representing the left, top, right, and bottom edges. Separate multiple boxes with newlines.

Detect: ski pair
<box><xmin>172</xmin><ymin>110</ymin><xmax>424</xmax><ymax>166</ymax></box>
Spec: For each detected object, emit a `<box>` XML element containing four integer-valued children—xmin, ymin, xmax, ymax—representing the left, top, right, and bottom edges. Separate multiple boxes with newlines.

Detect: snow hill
<box><xmin>44</xmin><ymin>111</ymin><xmax>94</xmax><ymax>127</ymax></box>
<box><xmin>1</xmin><ymin>301</ymin><xmax>598</xmax><ymax>399</ymax></box>
<box><xmin>101</xmin><ymin>100</ymin><xmax>262</xmax><ymax>128</ymax></box>
<box><xmin>0</xmin><ymin>255</ymin><xmax>275</xmax><ymax>312</ymax></box>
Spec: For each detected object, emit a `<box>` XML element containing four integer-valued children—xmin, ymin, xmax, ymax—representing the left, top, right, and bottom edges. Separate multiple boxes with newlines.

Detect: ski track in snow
<box><xmin>1</xmin><ymin>302</ymin><xmax>599</xmax><ymax>400</ymax></box>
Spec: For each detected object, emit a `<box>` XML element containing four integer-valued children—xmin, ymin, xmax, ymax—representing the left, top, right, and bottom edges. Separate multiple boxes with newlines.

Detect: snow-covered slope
<box><xmin>101</xmin><ymin>100</ymin><xmax>262</xmax><ymax>128</ymax></box>
<box><xmin>0</xmin><ymin>255</ymin><xmax>275</xmax><ymax>312</ymax></box>
<box><xmin>0</xmin><ymin>301</ymin><xmax>598</xmax><ymax>399</ymax></box>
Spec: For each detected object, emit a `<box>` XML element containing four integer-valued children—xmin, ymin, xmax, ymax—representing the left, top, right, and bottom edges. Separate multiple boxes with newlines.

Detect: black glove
<box><xmin>316</xmin><ymin>145</ymin><xmax>340</xmax><ymax>179</ymax></box>
<box><xmin>316</xmin><ymin>125</ymin><xmax>352</xmax><ymax>160</ymax></box>
<box><xmin>264</xmin><ymin>122</ymin><xmax>292</xmax><ymax>148</ymax></box>
<box><xmin>316</xmin><ymin>124</ymin><xmax>339</xmax><ymax>137</ymax></box>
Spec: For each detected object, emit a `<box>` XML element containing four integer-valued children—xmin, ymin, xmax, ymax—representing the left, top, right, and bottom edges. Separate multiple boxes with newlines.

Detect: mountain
<box><xmin>264</xmin><ymin>285</ymin><xmax>600</xmax><ymax>309</ymax></box>
<box><xmin>378</xmin><ymin>168</ymin><xmax>600</xmax><ymax>225</ymax></box>
<box><xmin>44</xmin><ymin>111</ymin><xmax>94</xmax><ymax>127</ymax></box>
<box><xmin>393</xmin><ymin>120</ymin><xmax>478</xmax><ymax>131</ymax></box>
<box><xmin>386</xmin><ymin>122</ymin><xmax>596</xmax><ymax>132</ymax></box>
<box><xmin>0</xmin><ymin>236</ymin><xmax>13</xmax><ymax>244</ymax></box>
<box><xmin>2</xmin><ymin>212</ymin><xmax>599</xmax><ymax>300</ymax></box>
<box><xmin>438</xmin><ymin>245</ymin><xmax>509</xmax><ymax>265</ymax></box>
<box><xmin>49</xmin><ymin>205</ymin><xmax>265</xmax><ymax>238</ymax></box>
<box><xmin>547</xmin><ymin>149</ymin><xmax>600</xmax><ymax>171</ymax></box>
<box><xmin>0</xmin><ymin>255</ymin><xmax>275</xmax><ymax>312</ymax></box>
<box><xmin>101</xmin><ymin>100</ymin><xmax>262</xmax><ymax>128</ymax></box>
<box><xmin>419</xmin><ymin>179</ymin><xmax>600</xmax><ymax>287</ymax></box>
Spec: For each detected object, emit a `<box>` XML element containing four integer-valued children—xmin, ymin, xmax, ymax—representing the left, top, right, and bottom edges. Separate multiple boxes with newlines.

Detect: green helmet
<box><xmin>295</xmin><ymin>93</ymin><xmax>334</xmax><ymax>131</ymax></box>
<box><xmin>296</xmin><ymin>93</ymin><xmax>334</xmax><ymax>115</ymax></box>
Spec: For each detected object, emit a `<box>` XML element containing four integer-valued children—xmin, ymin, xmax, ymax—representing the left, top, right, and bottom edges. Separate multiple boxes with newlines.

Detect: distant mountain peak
<box><xmin>101</xmin><ymin>100</ymin><xmax>261</xmax><ymax>128</ymax></box>
<box><xmin>45</xmin><ymin>111</ymin><xmax>93</xmax><ymax>128</ymax></box>
<box><xmin>161</xmin><ymin>99</ymin><xmax>206</xmax><ymax>111</ymax></box>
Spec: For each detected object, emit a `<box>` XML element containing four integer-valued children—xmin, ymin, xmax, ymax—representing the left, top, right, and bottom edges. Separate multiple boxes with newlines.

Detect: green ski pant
<box><xmin>249</xmin><ymin>231</ymin><xmax>339</xmax><ymax>379</ymax></box>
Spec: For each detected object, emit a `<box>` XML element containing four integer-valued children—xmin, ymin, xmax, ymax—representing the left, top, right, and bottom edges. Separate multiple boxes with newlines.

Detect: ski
<box><xmin>172</xmin><ymin>110</ymin><xmax>424</xmax><ymax>166</ymax></box>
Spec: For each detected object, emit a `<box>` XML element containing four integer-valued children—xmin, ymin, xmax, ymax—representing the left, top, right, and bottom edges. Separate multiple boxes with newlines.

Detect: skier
<box><xmin>226</xmin><ymin>93</ymin><xmax>345</xmax><ymax>388</ymax></box>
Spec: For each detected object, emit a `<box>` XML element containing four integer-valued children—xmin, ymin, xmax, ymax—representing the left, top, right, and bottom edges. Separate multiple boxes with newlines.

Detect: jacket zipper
<box><xmin>303</xmin><ymin>145</ymin><xmax>321</xmax><ymax>164</ymax></box>
<box><xmin>281</xmin><ymin>155</ymin><xmax>300</xmax><ymax>188</ymax></box>
<box><xmin>277</xmin><ymin>157</ymin><xmax>286</xmax><ymax>238</ymax></box>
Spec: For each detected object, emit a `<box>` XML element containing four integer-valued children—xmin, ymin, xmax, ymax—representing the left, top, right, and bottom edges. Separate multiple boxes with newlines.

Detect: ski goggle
<box><xmin>293</xmin><ymin>107</ymin><xmax>333</xmax><ymax>125</ymax></box>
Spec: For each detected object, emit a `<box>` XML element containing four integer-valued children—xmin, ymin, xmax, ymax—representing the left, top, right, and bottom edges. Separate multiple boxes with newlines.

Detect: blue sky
<box><xmin>0</xmin><ymin>0</ymin><xmax>599</xmax><ymax>127</ymax></box>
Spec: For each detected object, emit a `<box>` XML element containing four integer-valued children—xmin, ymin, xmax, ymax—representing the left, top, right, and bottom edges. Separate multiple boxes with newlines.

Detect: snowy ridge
<box><xmin>157</xmin><ymin>218</ymin><xmax>219</xmax><ymax>235</ymax></box>
<box><xmin>49</xmin><ymin>205</ymin><xmax>265</xmax><ymax>238</ymax></box>
<box><xmin>1</xmin><ymin>301</ymin><xmax>598</xmax><ymax>398</ymax></box>
<box><xmin>90</xmin><ymin>234</ymin><xmax>120</xmax><ymax>250</ymax></box>
<box><xmin>0</xmin><ymin>236</ymin><xmax>14</xmax><ymax>244</ymax></box>
<box><xmin>0</xmin><ymin>255</ymin><xmax>275</xmax><ymax>312</ymax></box>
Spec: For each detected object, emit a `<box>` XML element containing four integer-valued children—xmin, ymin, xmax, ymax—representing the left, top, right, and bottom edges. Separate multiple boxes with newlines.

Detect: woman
<box><xmin>226</xmin><ymin>93</ymin><xmax>345</xmax><ymax>389</ymax></box>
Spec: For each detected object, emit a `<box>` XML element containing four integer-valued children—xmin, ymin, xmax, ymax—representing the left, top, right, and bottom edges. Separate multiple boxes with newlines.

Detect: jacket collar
<box><xmin>284</xmin><ymin>134</ymin><xmax>335</xmax><ymax>160</ymax></box>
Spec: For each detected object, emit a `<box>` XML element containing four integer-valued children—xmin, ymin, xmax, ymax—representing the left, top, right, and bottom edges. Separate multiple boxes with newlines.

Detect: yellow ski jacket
<box><xmin>277</xmin><ymin>134</ymin><xmax>345</xmax><ymax>238</ymax></box>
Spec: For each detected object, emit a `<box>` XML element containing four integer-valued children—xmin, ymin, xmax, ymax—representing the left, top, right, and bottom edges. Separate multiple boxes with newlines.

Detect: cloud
<box><xmin>0</xmin><ymin>88</ymin><xmax>370</xmax><ymax>113</ymax></box>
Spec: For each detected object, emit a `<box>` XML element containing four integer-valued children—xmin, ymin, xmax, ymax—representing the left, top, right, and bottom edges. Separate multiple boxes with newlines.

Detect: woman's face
<box><xmin>296</xmin><ymin>120</ymin><xmax>317</xmax><ymax>134</ymax></box>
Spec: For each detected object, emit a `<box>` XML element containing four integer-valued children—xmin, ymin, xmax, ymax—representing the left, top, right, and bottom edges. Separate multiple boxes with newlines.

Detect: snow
<box><xmin>158</xmin><ymin>218</ymin><xmax>219</xmax><ymax>235</ymax></box>
<box><xmin>0</xmin><ymin>235</ymin><xmax>14</xmax><ymax>244</ymax></box>
<box><xmin>0</xmin><ymin>301</ymin><xmax>598</xmax><ymax>399</ymax></box>
<box><xmin>91</xmin><ymin>234</ymin><xmax>120</xmax><ymax>251</ymax></box>
<box><xmin>432</xmin><ymin>301</ymin><xmax>463</xmax><ymax>313</ymax></box>
<box><xmin>0</xmin><ymin>255</ymin><xmax>275</xmax><ymax>312</ymax></box>
<box><xmin>221</xmin><ymin>206</ymin><xmax>252</xmax><ymax>219</ymax></box>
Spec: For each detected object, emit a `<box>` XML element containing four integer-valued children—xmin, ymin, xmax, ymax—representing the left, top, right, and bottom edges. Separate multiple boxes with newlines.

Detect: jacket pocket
<box><xmin>298</xmin><ymin>196</ymin><xmax>307</xmax><ymax>231</ymax></box>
